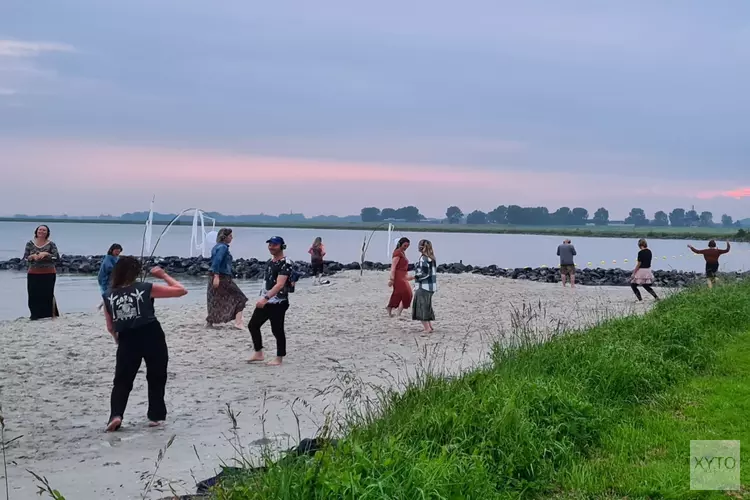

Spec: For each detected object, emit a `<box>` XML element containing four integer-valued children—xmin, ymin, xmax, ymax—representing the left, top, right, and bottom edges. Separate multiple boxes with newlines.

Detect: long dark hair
<box><xmin>107</xmin><ymin>243</ymin><xmax>123</xmax><ymax>255</ymax></box>
<box><xmin>34</xmin><ymin>225</ymin><xmax>50</xmax><ymax>239</ymax></box>
<box><xmin>110</xmin><ymin>256</ymin><xmax>142</xmax><ymax>289</ymax></box>
<box><xmin>396</xmin><ymin>237</ymin><xmax>410</xmax><ymax>249</ymax></box>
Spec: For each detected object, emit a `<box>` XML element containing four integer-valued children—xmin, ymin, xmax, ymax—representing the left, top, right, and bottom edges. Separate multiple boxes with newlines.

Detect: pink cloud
<box><xmin>696</xmin><ymin>187</ymin><xmax>750</xmax><ymax>200</ymax></box>
<box><xmin>0</xmin><ymin>138</ymin><xmax>742</xmax><ymax>217</ymax></box>
<box><xmin>1</xmin><ymin>138</ymin><xmax>587</xmax><ymax>189</ymax></box>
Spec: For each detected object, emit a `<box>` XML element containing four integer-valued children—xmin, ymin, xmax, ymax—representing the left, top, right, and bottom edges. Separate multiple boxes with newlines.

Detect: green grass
<box><xmin>0</xmin><ymin>217</ymin><xmax>745</xmax><ymax>241</ymax></box>
<box><xmin>211</xmin><ymin>282</ymin><xmax>750</xmax><ymax>499</ymax></box>
<box><xmin>557</xmin><ymin>331</ymin><xmax>750</xmax><ymax>499</ymax></box>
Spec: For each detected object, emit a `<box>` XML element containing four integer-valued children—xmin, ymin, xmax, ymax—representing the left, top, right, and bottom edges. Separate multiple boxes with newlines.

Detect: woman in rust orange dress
<box><xmin>387</xmin><ymin>237</ymin><xmax>414</xmax><ymax>318</ymax></box>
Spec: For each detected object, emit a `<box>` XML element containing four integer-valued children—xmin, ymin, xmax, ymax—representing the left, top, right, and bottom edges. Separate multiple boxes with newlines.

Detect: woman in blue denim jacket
<box><xmin>97</xmin><ymin>243</ymin><xmax>122</xmax><ymax>310</ymax></box>
<box><xmin>206</xmin><ymin>228</ymin><xmax>248</xmax><ymax>328</ymax></box>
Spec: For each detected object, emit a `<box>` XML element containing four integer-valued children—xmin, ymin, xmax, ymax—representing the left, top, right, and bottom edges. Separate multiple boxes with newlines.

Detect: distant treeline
<box><xmin>10</xmin><ymin>211</ymin><xmax>361</xmax><ymax>224</ymax></box>
<box><xmin>361</xmin><ymin>205</ymin><xmax>750</xmax><ymax>228</ymax></box>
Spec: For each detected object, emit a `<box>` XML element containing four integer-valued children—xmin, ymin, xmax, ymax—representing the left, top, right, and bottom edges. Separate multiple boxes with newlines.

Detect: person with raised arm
<box><xmin>23</xmin><ymin>224</ymin><xmax>61</xmax><ymax>320</ymax></box>
<box><xmin>102</xmin><ymin>257</ymin><xmax>187</xmax><ymax>432</ymax></box>
<box><xmin>688</xmin><ymin>239</ymin><xmax>731</xmax><ymax>289</ymax></box>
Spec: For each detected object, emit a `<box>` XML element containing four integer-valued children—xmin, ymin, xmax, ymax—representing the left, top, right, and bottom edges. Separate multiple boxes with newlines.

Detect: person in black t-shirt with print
<box><xmin>248</xmin><ymin>236</ymin><xmax>292</xmax><ymax>366</ymax></box>
<box><xmin>630</xmin><ymin>238</ymin><xmax>659</xmax><ymax>302</ymax></box>
<box><xmin>103</xmin><ymin>257</ymin><xmax>188</xmax><ymax>432</ymax></box>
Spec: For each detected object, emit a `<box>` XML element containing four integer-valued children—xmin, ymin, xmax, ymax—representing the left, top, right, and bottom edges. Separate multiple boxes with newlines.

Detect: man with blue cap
<box><xmin>248</xmin><ymin>236</ymin><xmax>293</xmax><ymax>366</ymax></box>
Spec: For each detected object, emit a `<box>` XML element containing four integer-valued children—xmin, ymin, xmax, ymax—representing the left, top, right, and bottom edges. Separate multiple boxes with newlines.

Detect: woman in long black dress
<box><xmin>23</xmin><ymin>224</ymin><xmax>61</xmax><ymax>320</ymax></box>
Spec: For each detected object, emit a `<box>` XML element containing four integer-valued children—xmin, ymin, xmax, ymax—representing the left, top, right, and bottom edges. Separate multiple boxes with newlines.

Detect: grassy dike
<box><xmin>212</xmin><ymin>282</ymin><xmax>750</xmax><ymax>499</ymax></box>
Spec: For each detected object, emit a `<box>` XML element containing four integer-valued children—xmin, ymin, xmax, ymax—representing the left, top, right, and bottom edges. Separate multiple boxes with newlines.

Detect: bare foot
<box><xmin>266</xmin><ymin>357</ymin><xmax>283</xmax><ymax>366</ymax></box>
<box><xmin>234</xmin><ymin>322</ymin><xmax>244</xmax><ymax>330</ymax></box>
<box><xmin>106</xmin><ymin>416</ymin><xmax>122</xmax><ymax>432</ymax></box>
<box><xmin>148</xmin><ymin>420</ymin><xmax>164</xmax><ymax>428</ymax></box>
<box><xmin>248</xmin><ymin>352</ymin><xmax>265</xmax><ymax>362</ymax></box>
<box><xmin>387</xmin><ymin>308</ymin><xmax>394</xmax><ymax>317</ymax></box>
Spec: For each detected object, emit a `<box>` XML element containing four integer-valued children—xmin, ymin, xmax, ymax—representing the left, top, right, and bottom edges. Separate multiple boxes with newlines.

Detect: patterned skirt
<box><xmin>412</xmin><ymin>288</ymin><xmax>435</xmax><ymax>321</ymax></box>
<box><xmin>631</xmin><ymin>268</ymin><xmax>654</xmax><ymax>285</ymax></box>
<box><xmin>206</xmin><ymin>274</ymin><xmax>248</xmax><ymax>324</ymax></box>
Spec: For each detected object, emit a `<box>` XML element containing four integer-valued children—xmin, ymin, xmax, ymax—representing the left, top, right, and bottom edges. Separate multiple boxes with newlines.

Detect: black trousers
<box><xmin>631</xmin><ymin>284</ymin><xmax>658</xmax><ymax>300</ymax></box>
<box><xmin>248</xmin><ymin>301</ymin><xmax>289</xmax><ymax>357</ymax></box>
<box><xmin>110</xmin><ymin>321</ymin><xmax>169</xmax><ymax>422</ymax></box>
<box><xmin>27</xmin><ymin>272</ymin><xmax>59</xmax><ymax>320</ymax></box>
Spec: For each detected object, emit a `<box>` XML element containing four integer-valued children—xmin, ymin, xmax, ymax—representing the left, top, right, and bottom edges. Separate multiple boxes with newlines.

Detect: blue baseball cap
<box><xmin>266</xmin><ymin>236</ymin><xmax>285</xmax><ymax>246</ymax></box>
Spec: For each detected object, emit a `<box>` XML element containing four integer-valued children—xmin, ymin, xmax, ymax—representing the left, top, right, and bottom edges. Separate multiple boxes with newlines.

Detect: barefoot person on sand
<box><xmin>387</xmin><ymin>237</ymin><xmax>413</xmax><ymax>318</ymax></box>
<box><xmin>248</xmin><ymin>236</ymin><xmax>293</xmax><ymax>366</ymax></box>
<box><xmin>688</xmin><ymin>239</ymin><xmax>730</xmax><ymax>289</ymax></box>
<box><xmin>23</xmin><ymin>224</ymin><xmax>60</xmax><ymax>320</ymax></box>
<box><xmin>308</xmin><ymin>236</ymin><xmax>330</xmax><ymax>286</ymax></box>
<box><xmin>556</xmin><ymin>239</ymin><xmax>577</xmax><ymax>288</ymax></box>
<box><xmin>630</xmin><ymin>239</ymin><xmax>659</xmax><ymax>302</ymax></box>
<box><xmin>103</xmin><ymin>257</ymin><xmax>187</xmax><ymax>432</ymax></box>
<box><xmin>97</xmin><ymin>244</ymin><xmax>122</xmax><ymax>310</ymax></box>
<box><xmin>207</xmin><ymin>228</ymin><xmax>248</xmax><ymax>328</ymax></box>
<box><xmin>412</xmin><ymin>239</ymin><xmax>437</xmax><ymax>333</ymax></box>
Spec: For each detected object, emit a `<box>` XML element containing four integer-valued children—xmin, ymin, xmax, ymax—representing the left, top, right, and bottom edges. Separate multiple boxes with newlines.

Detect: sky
<box><xmin>1</xmin><ymin>0</ymin><xmax>749</xmax><ymax>220</ymax></box>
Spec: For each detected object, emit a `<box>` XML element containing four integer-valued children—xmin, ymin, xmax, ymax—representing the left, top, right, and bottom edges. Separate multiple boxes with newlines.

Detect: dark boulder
<box><xmin>1</xmin><ymin>255</ymin><xmax>746</xmax><ymax>288</ymax></box>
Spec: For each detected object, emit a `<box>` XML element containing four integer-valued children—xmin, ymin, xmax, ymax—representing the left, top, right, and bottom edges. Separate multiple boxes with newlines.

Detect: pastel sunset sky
<box><xmin>1</xmin><ymin>0</ymin><xmax>748</xmax><ymax>219</ymax></box>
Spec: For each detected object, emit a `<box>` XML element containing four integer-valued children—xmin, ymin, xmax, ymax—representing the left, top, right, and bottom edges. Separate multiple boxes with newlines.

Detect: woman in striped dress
<box><xmin>23</xmin><ymin>225</ymin><xmax>61</xmax><ymax>320</ymax></box>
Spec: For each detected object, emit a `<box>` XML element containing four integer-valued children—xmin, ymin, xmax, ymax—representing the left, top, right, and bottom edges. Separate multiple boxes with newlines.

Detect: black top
<box><xmin>637</xmin><ymin>248</ymin><xmax>652</xmax><ymax>269</ymax></box>
<box><xmin>104</xmin><ymin>282</ymin><xmax>157</xmax><ymax>333</ymax></box>
<box><xmin>263</xmin><ymin>257</ymin><xmax>293</xmax><ymax>302</ymax></box>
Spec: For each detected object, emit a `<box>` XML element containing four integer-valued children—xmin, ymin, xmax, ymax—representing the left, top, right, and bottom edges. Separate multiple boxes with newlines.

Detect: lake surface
<box><xmin>1</xmin><ymin>221</ymin><xmax>749</xmax><ymax>320</ymax></box>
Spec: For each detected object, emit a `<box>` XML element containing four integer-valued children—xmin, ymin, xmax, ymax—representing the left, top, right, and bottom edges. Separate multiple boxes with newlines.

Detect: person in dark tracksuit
<box><xmin>248</xmin><ymin>236</ymin><xmax>292</xmax><ymax>366</ymax></box>
<box><xmin>103</xmin><ymin>256</ymin><xmax>187</xmax><ymax>432</ymax></box>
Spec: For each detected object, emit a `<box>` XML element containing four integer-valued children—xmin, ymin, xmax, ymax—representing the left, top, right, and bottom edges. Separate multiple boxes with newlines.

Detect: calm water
<box><xmin>1</xmin><ymin>221</ymin><xmax>748</xmax><ymax>320</ymax></box>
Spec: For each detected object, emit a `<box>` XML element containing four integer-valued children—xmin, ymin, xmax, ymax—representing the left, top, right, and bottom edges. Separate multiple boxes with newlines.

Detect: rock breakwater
<box><xmin>1</xmin><ymin>255</ymin><xmax>747</xmax><ymax>287</ymax></box>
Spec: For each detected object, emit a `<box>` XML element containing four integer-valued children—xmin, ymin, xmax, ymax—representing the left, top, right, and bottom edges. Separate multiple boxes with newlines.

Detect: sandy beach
<box><xmin>0</xmin><ymin>271</ymin><xmax>666</xmax><ymax>499</ymax></box>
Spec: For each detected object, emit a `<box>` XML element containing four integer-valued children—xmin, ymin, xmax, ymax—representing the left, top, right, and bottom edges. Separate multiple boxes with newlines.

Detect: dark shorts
<box><xmin>706</xmin><ymin>262</ymin><xmax>719</xmax><ymax>278</ymax></box>
<box><xmin>311</xmin><ymin>260</ymin><xmax>324</xmax><ymax>275</ymax></box>
<box><xmin>560</xmin><ymin>264</ymin><xmax>575</xmax><ymax>275</ymax></box>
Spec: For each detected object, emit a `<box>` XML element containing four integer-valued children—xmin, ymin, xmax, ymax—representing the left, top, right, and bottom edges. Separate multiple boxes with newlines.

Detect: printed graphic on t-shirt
<box><xmin>263</xmin><ymin>258</ymin><xmax>293</xmax><ymax>303</ymax></box>
<box><xmin>108</xmin><ymin>288</ymin><xmax>146</xmax><ymax>322</ymax></box>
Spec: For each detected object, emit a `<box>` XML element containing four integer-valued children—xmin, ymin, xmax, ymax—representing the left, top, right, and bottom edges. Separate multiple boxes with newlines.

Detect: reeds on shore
<box><xmin>207</xmin><ymin>281</ymin><xmax>750</xmax><ymax>499</ymax></box>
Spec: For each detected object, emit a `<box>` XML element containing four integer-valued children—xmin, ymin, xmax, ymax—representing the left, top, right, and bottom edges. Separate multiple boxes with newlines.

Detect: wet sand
<box><xmin>0</xmin><ymin>271</ymin><xmax>665</xmax><ymax>499</ymax></box>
